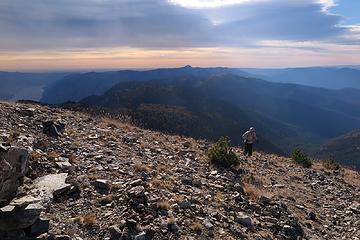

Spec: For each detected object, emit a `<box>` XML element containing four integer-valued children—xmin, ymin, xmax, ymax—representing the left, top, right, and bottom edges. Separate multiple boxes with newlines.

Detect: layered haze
<box><xmin>0</xmin><ymin>0</ymin><xmax>359</xmax><ymax>70</ymax></box>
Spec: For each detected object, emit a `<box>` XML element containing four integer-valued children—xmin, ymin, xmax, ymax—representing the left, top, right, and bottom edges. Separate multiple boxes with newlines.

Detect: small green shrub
<box><xmin>292</xmin><ymin>149</ymin><xmax>312</xmax><ymax>168</ymax></box>
<box><xmin>208</xmin><ymin>136</ymin><xmax>239</xmax><ymax>168</ymax></box>
<box><xmin>322</xmin><ymin>158</ymin><xmax>340</xmax><ymax>170</ymax></box>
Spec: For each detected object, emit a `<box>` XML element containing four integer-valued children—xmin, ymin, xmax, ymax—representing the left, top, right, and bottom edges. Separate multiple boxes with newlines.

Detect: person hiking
<box><xmin>242</xmin><ymin>127</ymin><xmax>258</xmax><ymax>156</ymax></box>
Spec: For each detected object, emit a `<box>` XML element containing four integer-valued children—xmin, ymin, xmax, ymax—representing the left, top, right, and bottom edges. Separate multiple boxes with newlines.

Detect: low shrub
<box><xmin>292</xmin><ymin>149</ymin><xmax>312</xmax><ymax>168</ymax></box>
<box><xmin>322</xmin><ymin>158</ymin><xmax>340</xmax><ymax>170</ymax></box>
<box><xmin>208</xmin><ymin>136</ymin><xmax>239</xmax><ymax>168</ymax></box>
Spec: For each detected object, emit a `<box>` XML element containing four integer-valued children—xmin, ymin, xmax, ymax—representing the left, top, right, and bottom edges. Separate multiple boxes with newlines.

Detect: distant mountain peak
<box><xmin>183</xmin><ymin>65</ymin><xmax>193</xmax><ymax>69</ymax></box>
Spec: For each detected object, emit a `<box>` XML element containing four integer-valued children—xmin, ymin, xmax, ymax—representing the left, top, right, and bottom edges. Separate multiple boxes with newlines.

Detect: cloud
<box><xmin>0</xmin><ymin>0</ymin><xmax>214</xmax><ymax>49</ymax></box>
<box><xmin>207</xmin><ymin>0</ymin><xmax>345</xmax><ymax>44</ymax></box>
<box><xmin>0</xmin><ymin>0</ymin><xmax>357</xmax><ymax>51</ymax></box>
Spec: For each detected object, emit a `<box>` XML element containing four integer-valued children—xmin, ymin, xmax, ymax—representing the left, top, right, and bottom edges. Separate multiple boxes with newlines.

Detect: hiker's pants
<box><xmin>244</xmin><ymin>143</ymin><xmax>253</xmax><ymax>156</ymax></box>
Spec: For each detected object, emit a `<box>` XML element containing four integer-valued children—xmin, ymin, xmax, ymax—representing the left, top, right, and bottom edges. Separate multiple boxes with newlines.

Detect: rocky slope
<box><xmin>0</xmin><ymin>101</ymin><xmax>359</xmax><ymax>240</ymax></box>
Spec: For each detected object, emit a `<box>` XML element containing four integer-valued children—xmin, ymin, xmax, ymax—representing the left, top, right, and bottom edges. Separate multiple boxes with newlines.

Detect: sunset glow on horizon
<box><xmin>0</xmin><ymin>0</ymin><xmax>359</xmax><ymax>71</ymax></box>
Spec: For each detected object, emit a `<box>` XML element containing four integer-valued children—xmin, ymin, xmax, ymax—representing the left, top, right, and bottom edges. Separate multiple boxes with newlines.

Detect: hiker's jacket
<box><xmin>242</xmin><ymin>130</ymin><xmax>257</xmax><ymax>144</ymax></box>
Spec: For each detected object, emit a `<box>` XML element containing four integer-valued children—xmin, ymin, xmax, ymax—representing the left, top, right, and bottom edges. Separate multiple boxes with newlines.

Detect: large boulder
<box><xmin>0</xmin><ymin>197</ymin><xmax>47</xmax><ymax>239</ymax></box>
<box><xmin>0</xmin><ymin>147</ymin><xmax>30</xmax><ymax>206</ymax></box>
<box><xmin>0</xmin><ymin>203</ymin><xmax>43</xmax><ymax>230</ymax></box>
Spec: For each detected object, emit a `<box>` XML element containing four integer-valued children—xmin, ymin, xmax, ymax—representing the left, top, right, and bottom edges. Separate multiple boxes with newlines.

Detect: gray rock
<box><xmin>0</xmin><ymin>144</ymin><xmax>9</xmax><ymax>152</ymax></box>
<box><xmin>0</xmin><ymin>147</ymin><xmax>30</xmax><ymax>205</ymax></box>
<box><xmin>92</xmin><ymin>179</ymin><xmax>111</xmax><ymax>191</ymax></box>
<box><xmin>36</xmin><ymin>233</ymin><xmax>51</xmax><ymax>240</ymax></box>
<box><xmin>55</xmin><ymin>158</ymin><xmax>72</xmax><ymax>170</ymax></box>
<box><xmin>258</xmin><ymin>196</ymin><xmax>272</xmax><ymax>205</ymax></box>
<box><xmin>9</xmin><ymin>195</ymin><xmax>41</xmax><ymax>208</ymax></box>
<box><xmin>54</xmin><ymin>235</ymin><xmax>71</xmax><ymax>240</ymax></box>
<box><xmin>181</xmin><ymin>177</ymin><xmax>192</xmax><ymax>185</ymax></box>
<box><xmin>179</xmin><ymin>200</ymin><xmax>192</xmax><ymax>209</ymax></box>
<box><xmin>128</xmin><ymin>186</ymin><xmax>147</xmax><ymax>209</ymax></box>
<box><xmin>233</xmin><ymin>183</ymin><xmax>245</xmax><ymax>194</ymax></box>
<box><xmin>192</xmin><ymin>179</ymin><xmax>202</xmax><ymax>188</ymax></box>
<box><xmin>349</xmin><ymin>203</ymin><xmax>359</xmax><ymax>214</ymax></box>
<box><xmin>128</xmin><ymin>186</ymin><xmax>145</xmax><ymax>197</ymax></box>
<box><xmin>168</xmin><ymin>223</ymin><xmax>179</xmax><ymax>232</ymax></box>
<box><xmin>42</xmin><ymin>121</ymin><xmax>65</xmax><ymax>138</ymax></box>
<box><xmin>282</xmin><ymin>222</ymin><xmax>304</xmax><ymax>238</ymax></box>
<box><xmin>203</xmin><ymin>219</ymin><xmax>214</xmax><ymax>229</ymax></box>
<box><xmin>129</xmin><ymin>179</ymin><xmax>142</xmax><ymax>187</ymax></box>
<box><xmin>29</xmin><ymin>217</ymin><xmax>50</xmax><ymax>237</ymax></box>
<box><xmin>235</xmin><ymin>213</ymin><xmax>253</xmax><ymax>228</ymax></box>
<box><xmin>134</xmin><ymin>231</ymin><xmax>146</xmax><ymax>240</ymax></box>
<box><xmin>307</xmin><ymin>212</ymin><xmax>316</xmax><ymax>221</ymax></box>
<box><xmin>183</xmin><ymin>141</ymin><xmax>191</xmax><ymax>148</ymax></box>
<box><xmin>126</xmin><ymin>219</ymin><xmax>138</xmax><ymax>230</ymax></box>
<box><xmin>109</xmin><ymin>225</ymin><xmax>122</xmax><ymax>240</ymax></box>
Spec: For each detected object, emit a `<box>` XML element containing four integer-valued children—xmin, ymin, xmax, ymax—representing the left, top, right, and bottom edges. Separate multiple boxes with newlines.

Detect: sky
<box><xmin>0</xmin><ymin>0</ymin><xmax>359</xmax><ymax>71</ymax></box>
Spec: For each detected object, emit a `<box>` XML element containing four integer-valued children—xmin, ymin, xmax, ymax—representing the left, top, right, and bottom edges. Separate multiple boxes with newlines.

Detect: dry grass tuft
<box><xmin>243</xmin><ymin>182</ymin><xmax>271</xmax><ymax>201</ymax></box>
<box><xmin>72</xmin><ymin>140</ymin><xmax>81</xmax><ymax>148</ymax></box>
<box><xmin>134</xmin><ymin>162</ymin><xmax>151</xmax><ymax>173</ymax></box>
<box><xmin>151</xmin><ymin>178</ymin><xmax>174</xmax><ymax>190</ymax></box>
<box><xmin>68</xmin><ymin>154</ymin><xmax>79</xmax><ymax>165</ymax></box>
<box><xmin>30</xmin><ymin>151</ymin><xmax>43</xmax><ymax>160</ymax></box>
<box><xmin>48</xmin><ymin>151</ymin><xmax>60</xmax><ymax>159</ymax></box>
<box><xmin>82</xmin><ymin>215</ymin><xmax>97</xmax><ymax>226</ymax></box>
<box><xmin>88</xmin><ymin>174</ymin><xmax>100</xmax><ymax>181</ymax></box>
<box><xmin>243</xmin><ymin>182</ymin><xmax>262</xmax><ymax>200</ymax></box>
<box><xmin>343</xmin><ymin>169</ymin><xmax>360</xmax><ymax>188</ymax></box>
<box><xmin>167</xmin><ymin>216</ymin><xmax>176</xmax><ymax>225</ymax></box>
<box><xmin>111</xmin><ymin>182</ymin><xmax>123</xmax><ymax>190</ymax></box>
<box><xmin>71</xmin><ymin>215</ymin><xmax>97</xmax><ymax>226</ymax></box>
<box><xmin>157</xmin><ymin>200</ymin><xmax>171</xmax><ymax>210</ymax></box>
<box><xmin>244</xmin><ymin>174</ymin><xmax>264</xmax><ymax>188</ymax></box>
<box><xmin>157</xmin><ymin>164</ymin><xmax>167</xmax><ymax>173</ymax></box>
<box><xmin>98</xmin><ymin>195</ymin><xmax>113</xmax><ymax>205</ymax></box>
<box><xmin>173</xmin><ymin>195</ymin><xmax>184</xmax><ymax>204</ymax></box>
<box><xmin>190</xmin><ymin>221</ymin><xmax>203</xmax><ymax>233</ymax></box>
<box><xmin>102</xmin><ymin>117</ymin><xmax>132</xmax><ymax>129</ymax></box>
<box><xmin>214</xmin><ymin>192</ymin><xmax>224</xmax><ymax>207</ymax></box>
<box><xmin>71</xmin><ymin>216</ymin><xmax>84</xmax><ymax>224</ymax></box>
<box><xmin>7</xmin><ymin>131</ymin><xmax>20</xmax><ymax>144</ymax></box>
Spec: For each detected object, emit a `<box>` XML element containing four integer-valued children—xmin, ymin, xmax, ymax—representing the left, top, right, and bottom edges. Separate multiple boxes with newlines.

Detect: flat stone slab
<box><xmin>32</xmin><ymin>173</ymin><xmax>71</xmax><ymax>202</ymax></box>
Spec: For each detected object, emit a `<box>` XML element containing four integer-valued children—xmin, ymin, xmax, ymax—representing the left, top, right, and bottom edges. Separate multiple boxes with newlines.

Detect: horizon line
<box><xmin>1</xmin><ymin>64</ymin><xmax>360</xmax><ymax>73</ymax></box>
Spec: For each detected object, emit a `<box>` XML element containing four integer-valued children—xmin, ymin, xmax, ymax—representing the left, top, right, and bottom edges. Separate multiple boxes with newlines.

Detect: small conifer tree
<box><xmin>292</xmin><ymin>148</ymin><xmax>312</xmax><ymax>168</ymax></box>
<box><xmin>208</xmin><ymin>136</ymin><xmax>239</xmax><ymax>168</ymax></box>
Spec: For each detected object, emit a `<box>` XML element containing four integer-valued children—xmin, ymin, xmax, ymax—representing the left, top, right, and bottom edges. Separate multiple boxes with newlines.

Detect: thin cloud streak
<box><xmin>1</xmin><ymin>42</ymin><xmax>360</xmax><ymax>70</ymax></box>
